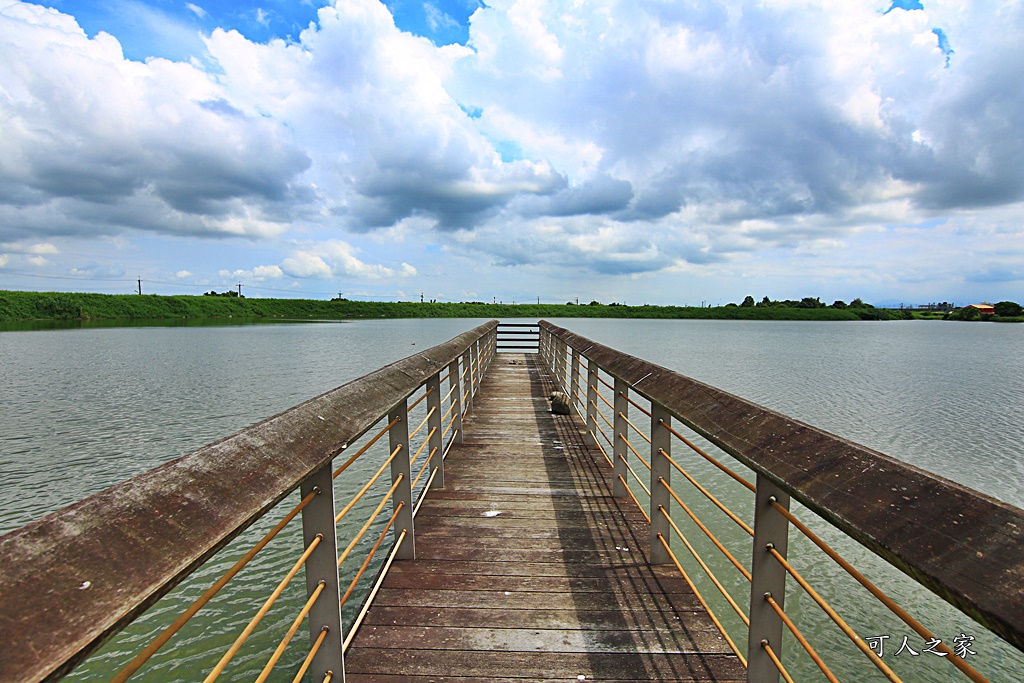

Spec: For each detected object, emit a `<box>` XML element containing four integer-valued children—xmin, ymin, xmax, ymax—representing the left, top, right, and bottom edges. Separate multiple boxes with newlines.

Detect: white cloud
<box><xmin>1</xmin><ymin>0</ymin><xmax>1023</xmax><ymax>302</ymax></box>
<box><xmin>424</xmin><ymin>3</ymin><xmax>459</xmax><ymax>33</ymax></box>
<box><xmin>218</xmin><ymin>265</ymin><xmax>284</xmax><ymax>281</ymax></box>
<box><xmin>281</xmin><ymin>240</ymin><xmax>417</xmax><ymax>280</ymax></box>
<box><xmin>175</xmin><ymin>270</ymin><xmax>192</xmax><ymax>278</ymax></box>
<box><xmin>279</xmin><ymin>252</ymin><xmax>332</xmax><ymax>279</ymax></box>
<box><xmin>0</xmin><ymin>2</ymin><xmax>312</xmax><ymax>243</ymax></box>
<box><xmin>0</xmin><ymin>240</ymin><xmax>59</xmax><ymax>254</ymax></box>
<box><xmin>185</xmin><ymin>3</ymin><xmax>208</xmax><ymax>20</ymax></box>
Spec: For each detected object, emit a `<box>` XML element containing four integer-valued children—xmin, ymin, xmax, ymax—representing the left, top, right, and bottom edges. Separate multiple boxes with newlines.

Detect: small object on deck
<box><xmin>548</xmin><ymin>391</ymin><xmax>571</xmax><ymax>415</ymax></box>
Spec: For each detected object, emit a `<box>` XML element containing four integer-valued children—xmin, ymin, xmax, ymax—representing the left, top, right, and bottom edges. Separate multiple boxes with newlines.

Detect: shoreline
<box><xmin>0</xmin><ymin>289</ymin><xmax>890</xmax><ymax>323</ymax></box>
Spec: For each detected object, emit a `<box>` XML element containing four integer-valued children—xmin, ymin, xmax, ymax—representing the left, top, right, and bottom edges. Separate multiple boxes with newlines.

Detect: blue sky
<box><xmin>1</xmin><ymin>0</ymin><xmax>1022</xmax><ymax>306</ymax></box>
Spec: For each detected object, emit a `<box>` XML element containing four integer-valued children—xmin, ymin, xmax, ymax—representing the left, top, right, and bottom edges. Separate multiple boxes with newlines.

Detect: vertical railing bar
<box><xmin>561</xmin><ymin>339</ymin><xmax>569</xmax><ymax>393</ymax></box>
<box><xmin>650</xmin><ymin>406</ymin><xmax>672</xmax><ymax>565</ymax></box>
<box><xmin>585</xmin><ymin>357</ymin><xmax>599</xmax><ymax>447</ymax></box>
<box><xmin>613</xmin><ymin>377</ymin><xmax>629</xmax><ymax>498</ymax></box>
<box><xmin>747</xmin><ymin>474</ymin><xmax>790</xmax><ymax>683</ymax></box>
<box><xmin>570</xmin><ymin>349</ymin><xmax>581</xmax><ymax>415</ymax></box>
<box><xmin>300</xmin><ymin>463</ymin><xmax>345</xmax><ymax>682</ymax></box>
<box><xmin>447</xmin><ymin>358</ymin><xmax>463</xmax><ymax>448</ymax></box>
<box><xmin>462</xmin><ymin>348</ymin><xmax>473</xmax><ymax>415</ymax></box>
<box><xmin>387</xmin><ymin>399</ymin><xmax>415</xmax><ymax>560</ymax></box>
<box><xmin>425</xmin><ymin>371</ymin><xmax>443</xmax><ymax>489</ymax></box>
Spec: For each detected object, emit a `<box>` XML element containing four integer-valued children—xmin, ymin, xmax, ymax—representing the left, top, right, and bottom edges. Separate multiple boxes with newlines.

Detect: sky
<box><xmin>0</xmin><ymin>0</ymin><xmax>1022</xmax><ymax>306</ymax></box>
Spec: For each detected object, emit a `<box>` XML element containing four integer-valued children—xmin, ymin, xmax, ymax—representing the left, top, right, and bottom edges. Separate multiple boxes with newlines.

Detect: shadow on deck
<box><xmin>344</xmin><ymin>354</ymin><xmax>743</xmax><ymax>681</ymax></box>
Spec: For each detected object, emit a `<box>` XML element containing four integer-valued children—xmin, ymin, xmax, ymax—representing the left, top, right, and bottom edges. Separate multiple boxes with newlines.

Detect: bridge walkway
<box><xmin>344</xmin><ymin>354</ymin><xmax>744</xmax><ymax>681</ymax></box>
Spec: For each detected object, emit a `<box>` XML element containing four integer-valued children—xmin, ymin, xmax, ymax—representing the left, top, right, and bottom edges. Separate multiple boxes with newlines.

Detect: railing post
<box><xmin>462</xmin><ymin>349</ymin><xmax>473</xmax><ymax>415</ymax></box>
<box><xmin>486</xmin><ymin>329</ymin><xmax>496</xmax><ymax>373</ymax></box>
<box><xmin>650</xmin><ymin>404</ymin><xmax>672</xmax><ymax>564</ymax></box>
<box><xmin>300</xmin><ymin>463</ymin><xmax>345</xmax><ymax>682</ymax></box>
<box><xmin>469</xmin><ymin>342</ymin><xmax>479</xmax><ymax>402</ymax></box>
<box><xmin>426</xmin><ymin>371</ymin><xmax>444</xmax><ymax>488</ymax></box>
<box><xmin>747</xmin><ymin>475</ymin><xmax>790</xmax><ymax>683</ymax></box>
<box><xmin>448</xmin><ymin>358</ymin><xmax>463</xmax><ymax>445</ymax></box>
<box><xmin>476</xmin><ymin>338</ymin><xmax>485</xmax><ymax>393</ymax></box>
<box><xmin>584</xmin><ymin>357</ymin><xmax>598</xmax><ymax>447</ymax></box>
<box><xmin>570</xmin><ymin>350</ymin><xmax>581</xmax><ymax>415</ymax></box>
<box><xmin>388</xmin><ymin>399</ymin><xmax>415</xmax><ymax>559</ymax></box>
<box><xmin>613</xmin><ymin>378</ymin><xmax>629</xmax><ymax>498</ymax></box>
<box><xmin>557</xmin><ymin>340</ymin><xmax>568</xmax><ymax>392</ymax></box>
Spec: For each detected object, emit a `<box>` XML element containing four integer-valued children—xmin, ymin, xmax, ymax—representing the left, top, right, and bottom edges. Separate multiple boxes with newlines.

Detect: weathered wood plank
<box><xmin>353</xmin><ymin>623</ymin><xmax>729</xmax><ymax>654</ymax></box>
<box><xmin>345</xmin><ymin>650</ymin><xmax>743</xmax><ymax>681</ymax></box>
<box><xmin>361</xmin><ymin>605</ymin><xmax>719</xmax><ymax>633</ymax></box>
<box><xmin>345</xmin><ymin>355</ymin><xmax>742</xmax><ymax>681</ymax></box>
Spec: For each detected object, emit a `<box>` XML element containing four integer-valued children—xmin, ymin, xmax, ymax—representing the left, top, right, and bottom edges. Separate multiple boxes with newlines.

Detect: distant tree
<box><xmin>849</xmin><ymin>298</ymin><xmax>872</xmax><ymax>308</ymax></box>
<box><xmin>757</xmin><ymin>296</ymin><xmax>773</xmax><ymax>307</ymax></box>
<box><xmin>831</xmin><ymin>300</ymin><xmax>847</xmax><ymax>309</ymax></box>
<box><xmin>740</xmin><ymin>295</ymin><xmax>756</xmax><ymax>307</ymax></box>
<box><xmin>797</xmin><ymin>297</ymin><xmax>824</xmax><ymax>308</ymax></box>
<box><xmin>994</xmin><ymin>301</ymin><xmax>1022</xmax><ymax>317</ymax></box>
<box><xmin>725</xmin><ymin>302</ymin><xmax>738</xmax><ymax>307</ymax></box>
<box><xmin>587</xmin><ymin>300</ymin><xmax>601</xmax><ymax>306</ymax></box>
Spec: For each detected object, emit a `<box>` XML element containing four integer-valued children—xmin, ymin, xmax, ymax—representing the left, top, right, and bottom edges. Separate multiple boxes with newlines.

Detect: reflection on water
<box><xmin>1</xmin><ymin>317</ymin><xmax>1021</xmax><ymax>682</ymax></box>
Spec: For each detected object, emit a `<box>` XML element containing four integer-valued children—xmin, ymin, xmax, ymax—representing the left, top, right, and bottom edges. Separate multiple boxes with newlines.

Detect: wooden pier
<box><xmin>5</xmin><ymin>320</ymin><xmax>1019</xmax><ymax>683</ymax></box>
<box><xmin>344</xmin><ymin>355</ymin><xmax>744</xmax><ymax>681</ymax></box>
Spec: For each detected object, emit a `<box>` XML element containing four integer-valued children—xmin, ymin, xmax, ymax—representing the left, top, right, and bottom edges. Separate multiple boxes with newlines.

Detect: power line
<box><xmin>0</xmin><ymin>270</ymin><xmax>136</xmax><ymax>283</ymax></box>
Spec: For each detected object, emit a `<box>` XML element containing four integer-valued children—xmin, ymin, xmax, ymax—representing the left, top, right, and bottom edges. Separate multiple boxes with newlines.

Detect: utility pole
<box><xmin>137</xmin><ymin>278</ymin><xmax>142</xmax><ymax>295</ymax></box>
<box><xmin>421</xmin><ymin>292</ymin><xmax>424</xmax><ymax>303</ymax></box>
<box><xmin>575</xmin><ymin>296</ymin><xmax>579</xmax><ymax>306</ymax></box>
<box><xmin>237</xmin><ymin>282</ymin><xmax>243</xmax><ymax>297</ymax></box>
<box><xmin>537</xmin><ymin>296</ymin><xmax>540</xmax><ymax>305</ymax></box>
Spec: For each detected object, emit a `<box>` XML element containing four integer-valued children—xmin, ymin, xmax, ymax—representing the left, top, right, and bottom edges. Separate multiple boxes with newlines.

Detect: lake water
<box><xmin>1</xmin><ymin>317</ymin><xmax>1021</xmax><ymax>682</ymax></box>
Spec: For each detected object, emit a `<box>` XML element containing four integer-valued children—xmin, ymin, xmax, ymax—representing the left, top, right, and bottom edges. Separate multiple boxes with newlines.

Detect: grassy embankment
<box><xmin>1</xmin><ymin>290</ymin><xmax>914</xmax><ymax>323</ymax></box>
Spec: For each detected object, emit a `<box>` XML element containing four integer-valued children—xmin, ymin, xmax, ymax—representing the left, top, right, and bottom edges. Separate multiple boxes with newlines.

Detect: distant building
<box><xmin>967</xmin><ymin>304</ymin><xmax>995</xmax><ymax>315</ymax></box>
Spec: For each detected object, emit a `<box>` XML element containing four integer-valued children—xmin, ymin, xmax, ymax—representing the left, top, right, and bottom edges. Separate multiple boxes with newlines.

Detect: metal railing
<box><xmin>539</xmin><ymin>320</ymin><xmax>1024</xmax><ymax>683</ymax></box>
<box><xmin>0</xmin><ymin>320</ymin><xmax>498</xmax><ymax>683</ymax></box>
<box><xmin>495</xmin><ymin>321</ymin><xmax>539</xmax><ymax>353</ymax></box>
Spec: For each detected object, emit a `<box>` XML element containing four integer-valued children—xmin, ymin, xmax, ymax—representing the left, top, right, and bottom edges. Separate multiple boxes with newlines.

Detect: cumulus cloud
<box><xmin>1</xmin><ymin>0</ymin><xmax>1022</xmax><ymax>294</ymax></box>
<box><xmin>445</xmin><ymin>0</ymin><xmax>1024</xmax><ymax>261</ymax></box>
<box><xmin>218</xmin><ymin>265</ymin><xmax>284</xmax><ymax>281</ymax></box>
<box><xmin>0</xmin><ymin>2</ymin><xmax>312</xmax><ymax>243</ymax></box>
<box><xmin>281</xmin><ymin>240</ymin><xmax>417</xmax><ymax>279</ymax></box>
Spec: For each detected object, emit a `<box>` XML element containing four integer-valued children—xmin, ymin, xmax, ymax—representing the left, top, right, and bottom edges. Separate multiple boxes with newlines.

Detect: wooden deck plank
<box><xmin>345</xmin><ymin>354</ymin><xmax>743</xmax><ymax>682</ymax></box>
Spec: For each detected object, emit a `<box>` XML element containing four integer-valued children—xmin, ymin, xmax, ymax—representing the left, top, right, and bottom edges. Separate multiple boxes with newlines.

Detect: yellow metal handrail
<box><xmin>203</xmin><ymin>534</ymin><xmax>323</xmax><ymax>683</ymax></box>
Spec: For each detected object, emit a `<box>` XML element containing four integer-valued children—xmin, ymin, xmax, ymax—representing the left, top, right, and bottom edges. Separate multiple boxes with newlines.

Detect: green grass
<box><xmin>0</xmin><ymin>290</ymin><xmax>872</xmax><ymax>323</ymax></box>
